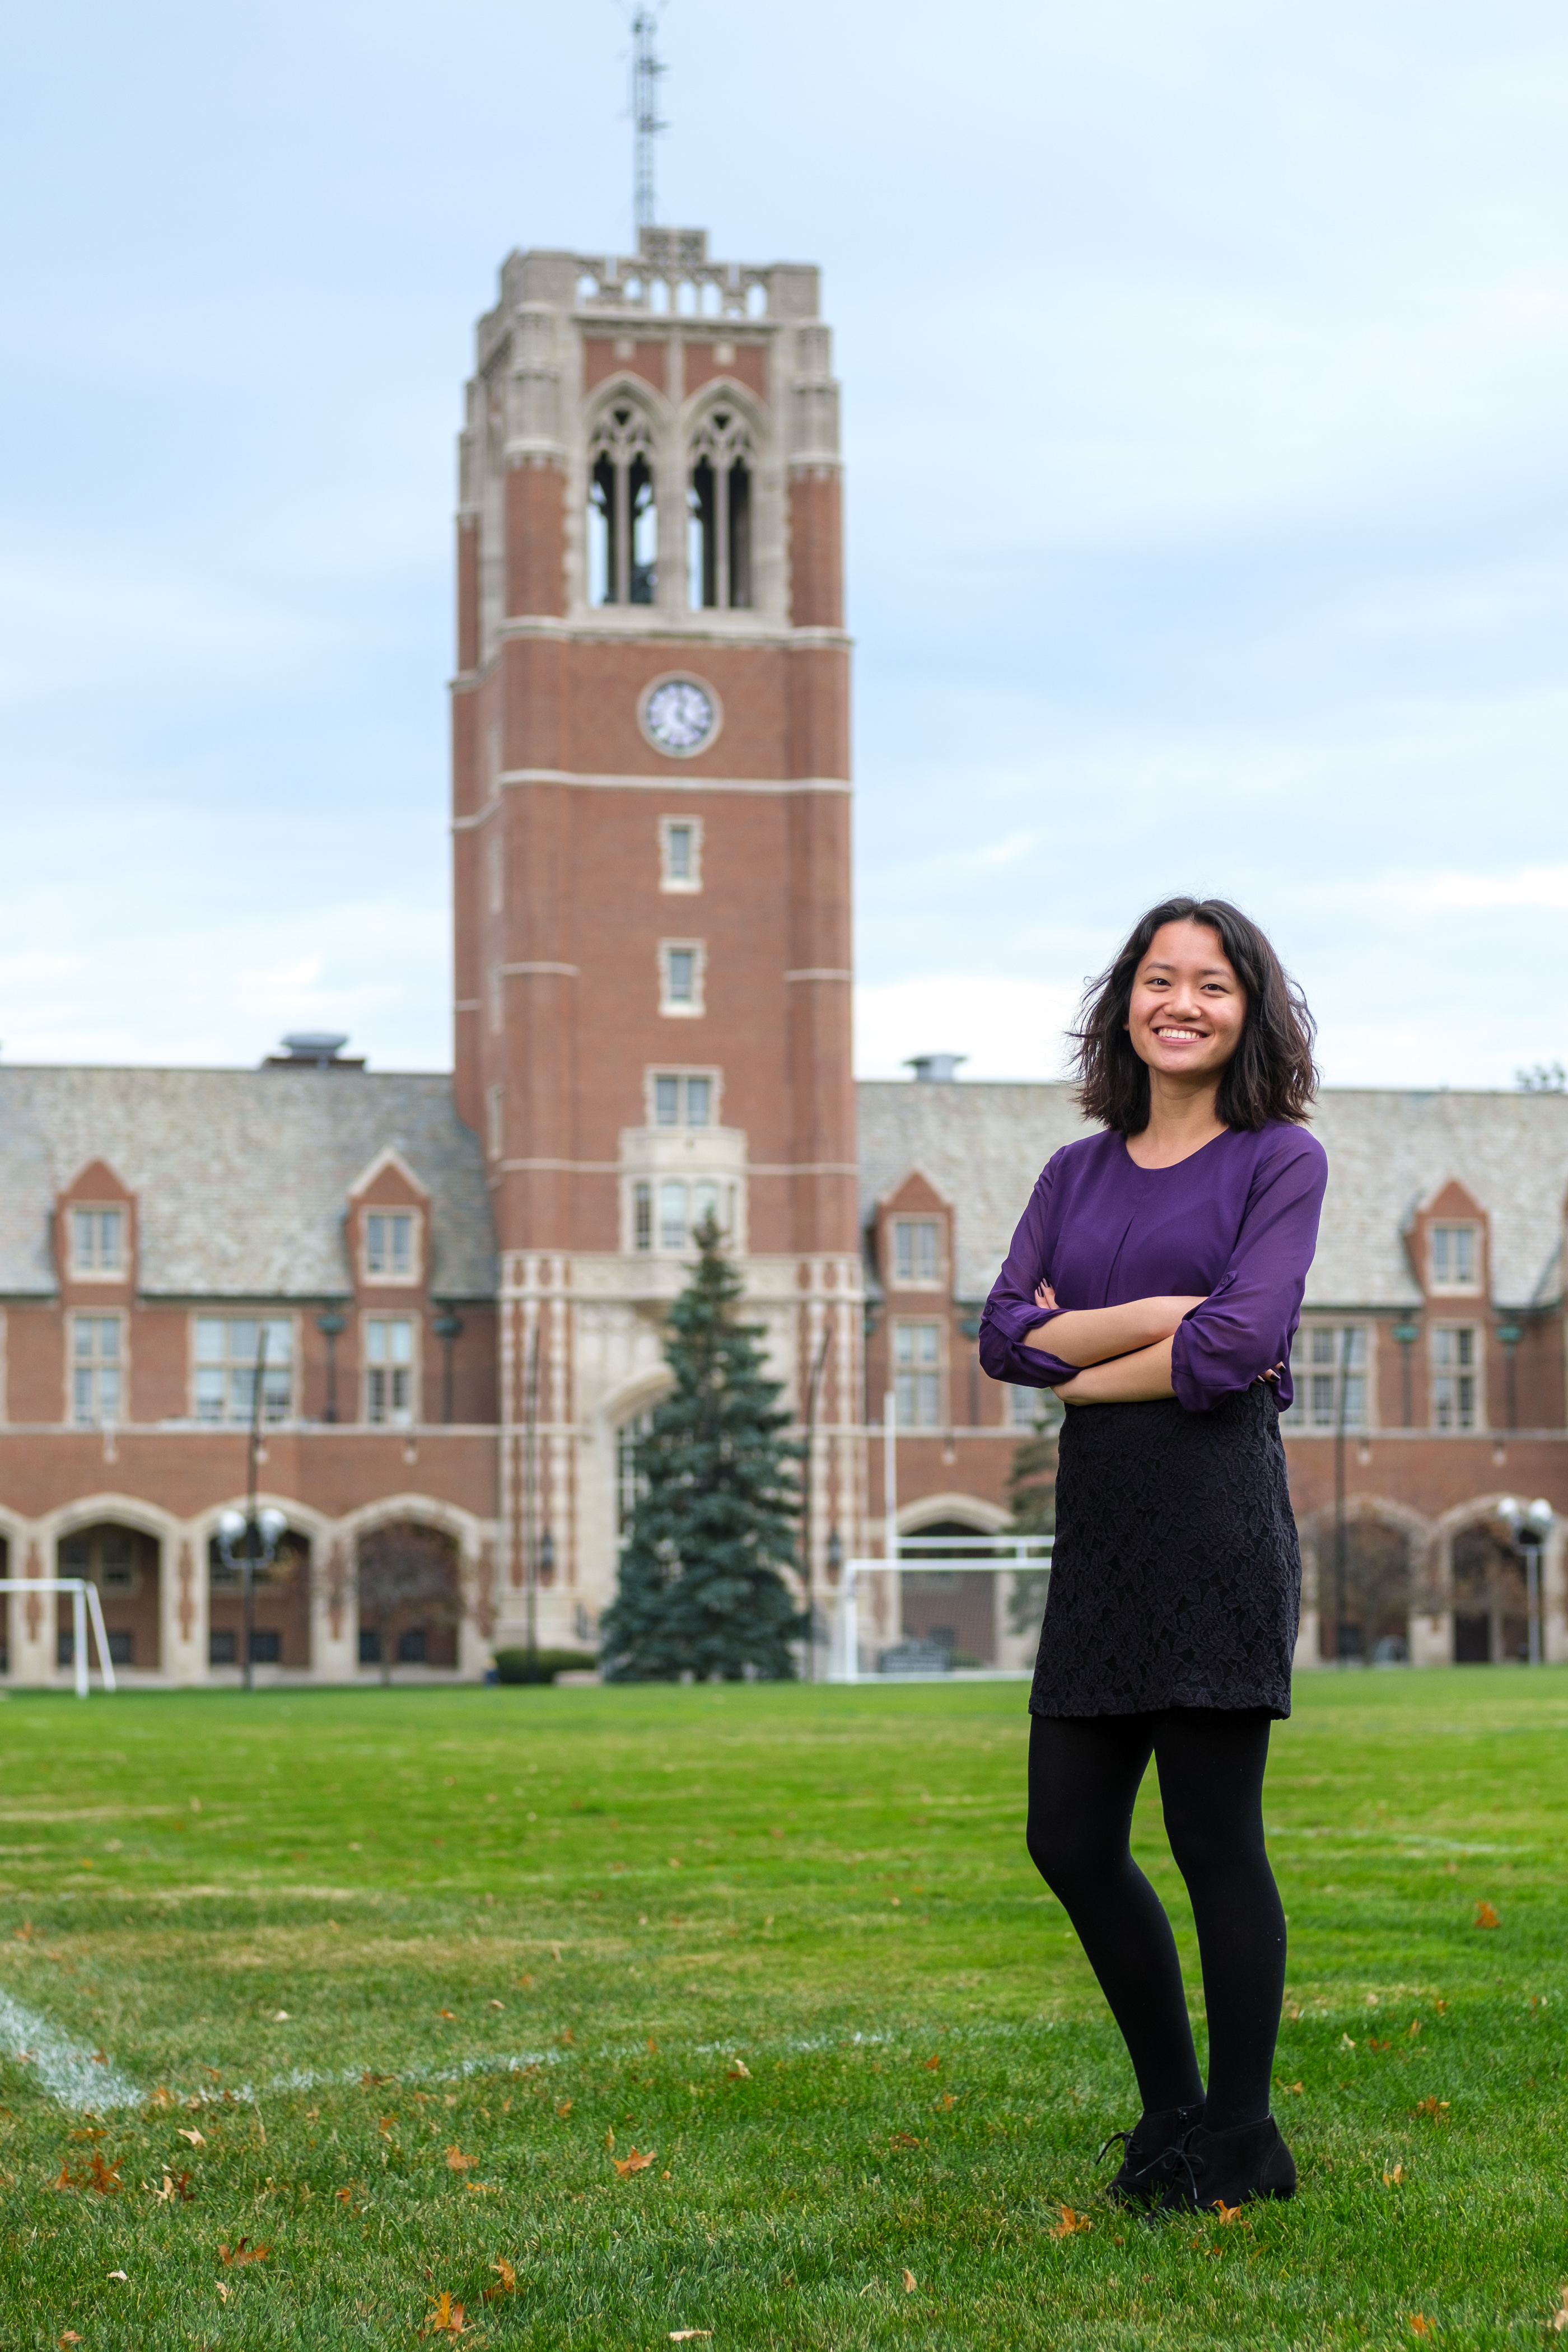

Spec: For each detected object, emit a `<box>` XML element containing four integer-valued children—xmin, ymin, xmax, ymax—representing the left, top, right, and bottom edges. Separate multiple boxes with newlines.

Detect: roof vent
<box><xmin>265</xmin><ymin>1033</ymin><xmax>365</xmax><ymax>1069</ymax></box>
<box><xmin>904</xmin><ymin>1053</ymin><xmax>968</xmax><ymax>1084</ymax></box>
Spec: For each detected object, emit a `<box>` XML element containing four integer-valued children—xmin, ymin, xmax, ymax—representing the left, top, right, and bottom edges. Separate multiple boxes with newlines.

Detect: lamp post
<box><xmin>800</xmin><ymin>1322</ymin><xmax>833</xmax><ymax>1683</ymax></box>
<box><xmin>216</xmin><ymin>1505</ymin><xmax>287</xmax><ymax>1689</ymax></box>
<box><xmin>1496</xmin><ymin>1495</ymin><xmax>1551</xmax><ymax>1665</ymax></box>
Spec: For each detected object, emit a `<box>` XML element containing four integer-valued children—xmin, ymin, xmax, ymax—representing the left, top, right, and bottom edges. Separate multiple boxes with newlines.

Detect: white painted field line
<box><xmin>0</xmin><ymin>1987</ymin><xmax>140</xmax><ymax>2108</ymax></box>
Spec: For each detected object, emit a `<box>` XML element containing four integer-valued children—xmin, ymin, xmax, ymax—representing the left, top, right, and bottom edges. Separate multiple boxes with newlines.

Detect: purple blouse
<box><xmin>978</xmin><ymin>1123</ymin><xmax>1327</xmax><ymax>1415</ymax></box>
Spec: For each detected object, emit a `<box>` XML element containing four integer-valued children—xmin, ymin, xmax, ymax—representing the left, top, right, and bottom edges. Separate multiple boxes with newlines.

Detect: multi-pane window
<box><xmin>632</xmin><ymin>1178</ymin><xmax>732</xmax><ymax>1253</ymax></box>
<box><xmin>194</xmin><ymin>1318</ymin><xmax>293</xmax><ymax>1424</ymax></box>
<box><xmin>365</xmin><ymin>1212</ymin><xmax>415</xmax><ymax>1279</ymax></box>
<box><xmin>71</xmin><ymin>1207</ymin><xmax>124</xmax><ymax>1276</ymax></box>
<box><xmin>1284</xmin><ymin>1325</ymin><xmax>1368</xmax><ymax>1429</ymax></box>
<box><xmin>1430</xmin><ymin>1224</ymin><xmax>1480</xmax><ymax>1291</ymax></box>
<box><xmin>893</xmin><ymin>1321</ymin><xmax>943</xmax><ymax>1429</ymax></box>
<box><xmin>365</xmin><ymin>1316</ymin><xmax>416</xmax><ymax>1426</ymax></box>
<box><xmin>890</xmin><ymin>1218</ymin><xmax>941</xmax><ymax>1287</ymax></box>
<box><xmin>659</xmin><ymin>941</ymin><xmax>704</xmax><ymax>1016</ymax></box>
<box><xmin>659</xmin><ymin>817</ymin><xmax>702</xmax><ymax>892</ymax></box>
<box><xmin>651</xmin><ymin>1071</ymin><xmax>713</xmax><ymax>1127</ymax></box>
<box><xmin>72</xmin><ymin>1315</ymin><xmax>123</xmax><ymax>1424</ymax></box>
<box><xmin>1431</xmin><ymin>1326</ymin><xmax>1478</xmax><ymax>1431</ymax></box>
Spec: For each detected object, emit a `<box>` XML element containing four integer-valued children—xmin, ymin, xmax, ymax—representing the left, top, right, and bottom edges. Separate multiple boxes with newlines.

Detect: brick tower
<box><xmin>451</xmin><ymin>227</ymin><xmax>862</xmax><ymax>1648</ymax></box>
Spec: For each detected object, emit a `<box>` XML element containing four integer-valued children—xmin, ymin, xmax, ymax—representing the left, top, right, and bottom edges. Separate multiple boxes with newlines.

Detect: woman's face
<box><xmin>1126</xmin><ymin>919</ymin><xmax>1247</xmax><ymax>1085</ymax></box>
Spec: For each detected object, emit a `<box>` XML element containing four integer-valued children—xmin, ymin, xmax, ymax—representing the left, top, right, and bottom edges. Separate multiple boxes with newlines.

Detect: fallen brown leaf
<box><xmin>1410</xmin><ymin>2320</ymin><xmax>1434</xmax><ymax>2340</ymax></box>
<box><xmin>217</xmin><ymin>2238</ymin><xmax>272</xmax><ymax>2265</ymax></box>
<box><xmin>669</xmin><ymin>2334</ymin><xmax>712</xmax><ymax>2342</ymax></box>
<box><xmin>612</xmin><ymin>2146</ymin><xmax>656</xmax><ymax>2176</ymax></box>
<box><xmin>444</xmin><ymin>2145</ymin><xmax>478</xmax><ymax>2171</ymax></box>
<box><xmin>554</xmin><ymin>2099</ymin><xmax>572</xmax><ymax>2119</ymax></box>
<box><xmin>423</xmin><ymin>2291</ymin><xmax>469</xmax><ymax>2335</ymax></box>
<box><xmin>889</xmin><ymin>2131</ymin><xmax>920</xmax><ymax>2149</ymax></box>
<box><xmin>1412</xmin><ymin>2097</ymin><xmax>1450</xmax><ymax>2120</ymax></box>
<box><xmin>1052</xmin><ymin>2207</ymin><xmax>1091</xmax><ymax>2238</ymax></box>
<box><xmin>179</xmin><ymin>2127</ymin><xmax>206</xmax><ymax>2146</ymax></box>
<box><xmin>1474</xmin><ymin>1901</ymin><xmax>1500</xmax><ymax>1929</ymax></box>
<box><xmin>482</xmin><ymin>2257</ymin><xmax>517</xmax><ymax>2302</ymax></box>
<box><xmin>924</xmin><ymin>2055</ymin><xmax>940</xmax><ymax>2071</ymax></box>
<box><xmin>1384</xmin><ymin>2164</ymin><xmax>1405</xmax><ymax>2186</ymax></box>
<box><xmin>903</xmin><ymin>2268</ymin><xmax>918</xmax><ymax>2292</ymax></box>
<box><xmin>727</xmin><ymin>2060</ymin><xmax>750</xmax><ymax>2080</ymax></box>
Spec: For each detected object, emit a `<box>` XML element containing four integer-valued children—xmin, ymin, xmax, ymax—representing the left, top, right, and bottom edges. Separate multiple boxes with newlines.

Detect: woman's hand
<box><xmin>1034</xmin><ymin>1280</ymin><xmax>1058</xmax><ymax>1313</ymax></box>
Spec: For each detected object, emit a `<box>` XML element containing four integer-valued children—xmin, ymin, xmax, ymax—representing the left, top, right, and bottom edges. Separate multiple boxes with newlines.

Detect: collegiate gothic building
<box><xmin>0</xmin><ymin>229</ymin><xmax>1564</xmax><ymax>1682</ymax></box>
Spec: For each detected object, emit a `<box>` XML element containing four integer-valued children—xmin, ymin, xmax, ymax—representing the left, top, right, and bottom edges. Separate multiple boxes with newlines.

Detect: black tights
<box><xmin>1026</xmin><ymin>1709</ymin><xmax>1285</xmax><ymax>2135</ymax></box>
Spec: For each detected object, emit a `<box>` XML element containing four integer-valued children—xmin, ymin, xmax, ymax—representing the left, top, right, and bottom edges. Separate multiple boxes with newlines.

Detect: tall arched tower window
<box><xmin>688</xmin><ymin>408</ymin><xmax>754</xmax><ymax>610</ymax></box>
<box><xmin>588</xmin><ymin>403</ymin><xmax>657</xmax><ymax>605</ymax></box>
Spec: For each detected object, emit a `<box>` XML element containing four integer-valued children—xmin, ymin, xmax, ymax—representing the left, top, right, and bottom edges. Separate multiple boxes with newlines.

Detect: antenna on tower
<box><xmin>630</xmin><ymin>5</ymin><xmax>666</xmax><ymax>236</ymax></box>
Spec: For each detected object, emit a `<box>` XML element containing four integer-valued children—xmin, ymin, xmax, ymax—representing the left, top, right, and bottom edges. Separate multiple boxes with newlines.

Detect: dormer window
<box><xmin>1429</xmin><ymin>1223</ymin><xmax>1480</xmax><ymax>1294</ymax></box>
<box><xmin>71</xmin><ymin>1206</ymin><xmax>124</xmax><ymax>1277</ymax></box>
<box><xmin>890</xmin><ymin>1217</ymin><xmax>941</xmax><ymax>1288</ymax></box>
<box><xmin>365</xmin><ymin>1212</ymin><xmax>416</xmax><ymax>1281</ymax></box>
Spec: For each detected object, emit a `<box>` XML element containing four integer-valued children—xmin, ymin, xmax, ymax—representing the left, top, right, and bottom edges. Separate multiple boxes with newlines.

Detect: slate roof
<box><xmin>0</xmin><ymin>1066</ymin><xmax>496</xmax><ymax>1301</ymax></box>
<box><xmin>856</xmin><ymin>1081</ymin><xmax>1568</xmax><ymax>1313</ymax></box>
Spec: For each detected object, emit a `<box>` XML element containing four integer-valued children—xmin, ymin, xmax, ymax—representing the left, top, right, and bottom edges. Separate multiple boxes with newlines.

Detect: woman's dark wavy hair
<box><xmin>1072</xmin><ymin>896</ymin><xmax>1318</xmax><ymax>1134</ymax></box>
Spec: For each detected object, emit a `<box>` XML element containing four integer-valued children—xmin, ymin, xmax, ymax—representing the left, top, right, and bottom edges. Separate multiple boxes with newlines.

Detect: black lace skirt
<box><xmin>1030</xmin><ymin>1382</ymin><xmax>1300</xmax><ymax>1719</ymax></box>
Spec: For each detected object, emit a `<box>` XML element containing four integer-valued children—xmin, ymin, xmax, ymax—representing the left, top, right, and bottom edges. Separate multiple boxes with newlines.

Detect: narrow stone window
<box><xmin>892</xmin><ymin>1321</ymin><xmax>943</xmax><ymax>1429</ymax></box>
<box><xmin>365</xmin><ymin>1315</ymin><xmax>416</xmax><ymax>1426</ymax></box>
<box><xmin>1431</xmin><ymin>1326</ymin><xmax>1478</xmax><ymax>1431</ymax></box>
<box><xmin>633</xmin><ymin>1180</ymin><xmax>653</xmax><ymax>1250</ymax></box>
<box><xmin>688</xmin><ymin>408</ymin><xmax>754</xmax><ymax>610</ymax></box>
<box><xmin>658</xmin><ymin>941</ymin><xmax>705</xmax><ymax>1017</ymax></box>
<box><xmin>659</xmin><ymin>814</ymin><xmax>703</xmax><ymax>892</ymax></box>
<box><xmin>72</xmin><ymin>1314</ymin><xmax>123</xmax><ymax>1424</ymax></box>
<box><xmin>588</xmin><ymin>404</ymin><xmax>657</xmax><ymax>605</ymax></box>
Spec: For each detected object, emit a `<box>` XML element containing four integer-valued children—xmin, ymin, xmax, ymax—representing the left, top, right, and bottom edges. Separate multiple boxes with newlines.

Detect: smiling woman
<box><xmin>978</xmin><ymin>896</ymin><xmax>1327</xmax><ymax>2218</ymax></box>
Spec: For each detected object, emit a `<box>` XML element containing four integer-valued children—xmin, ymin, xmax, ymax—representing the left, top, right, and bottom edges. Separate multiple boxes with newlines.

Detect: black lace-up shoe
<box><xmin>1098</xmin><ymin>2102</ymin><xmax>1206</xmax><ymax>2204</ymax></box>
<box><xmin>1152</xmin><ymin>2116</ymin><xmax>1296</xmax><ymax>2211</ymax></box>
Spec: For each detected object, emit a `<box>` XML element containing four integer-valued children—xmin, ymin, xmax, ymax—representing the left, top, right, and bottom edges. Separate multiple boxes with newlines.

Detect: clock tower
<box><xmin>451</xmin><ymin>226</ymin><xmax>862</xmax><ymax>1646</ymax></box>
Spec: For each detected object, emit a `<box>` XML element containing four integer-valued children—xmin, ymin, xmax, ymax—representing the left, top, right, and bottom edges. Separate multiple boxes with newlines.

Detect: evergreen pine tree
<box><xmin>601</xmin><ymin>1215</ymin><xmax>805</xmax><ymax>1681</ymax></box>
<box><xmin>1005</xmin><ymin>1388</ymin><xmax>1062</xmax><ymax>1638</ymax></box>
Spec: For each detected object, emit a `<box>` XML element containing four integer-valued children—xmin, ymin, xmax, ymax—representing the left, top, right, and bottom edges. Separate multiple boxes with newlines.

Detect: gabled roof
<box><xmin>0</xmin><ymin>1066</ymin><xmax>496</xmax><ymax>1301</ymax></box>
<box><xmin>856</xmin><ymin>1081</ymin><xmax>1568</xmax><ymax>1312</ymax></box>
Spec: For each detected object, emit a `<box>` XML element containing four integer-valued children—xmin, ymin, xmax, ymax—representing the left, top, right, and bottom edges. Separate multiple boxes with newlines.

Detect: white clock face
<box><xmin>643</xmin><ymin>678</ymin><xmax>717</xmax><ymax>757</ymax></box>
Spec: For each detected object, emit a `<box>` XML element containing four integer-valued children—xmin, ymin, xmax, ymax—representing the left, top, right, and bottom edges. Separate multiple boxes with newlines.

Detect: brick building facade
<box><xmin>0</xmin><ymin>227</ymin><xmax>1564</xmax><ymax>1682</ymax></box>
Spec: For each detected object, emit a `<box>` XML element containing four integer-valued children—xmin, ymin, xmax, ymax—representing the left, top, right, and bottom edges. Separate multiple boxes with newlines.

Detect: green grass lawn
<box><xmin>0</xmin><ymin>1669</ymin><xmax>1563</xmax><ymax>2349</ymax></box>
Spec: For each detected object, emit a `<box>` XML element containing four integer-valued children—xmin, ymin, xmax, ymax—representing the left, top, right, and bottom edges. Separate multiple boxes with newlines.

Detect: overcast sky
<box><xmin>4</xmin><ymin>0</ymin><xmax>1568</xmax><ymax>1089</ymax></box>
